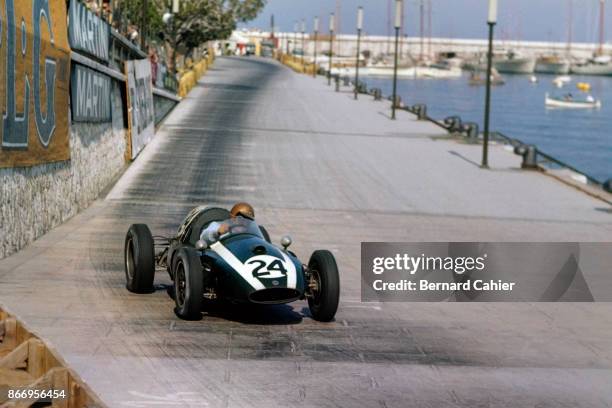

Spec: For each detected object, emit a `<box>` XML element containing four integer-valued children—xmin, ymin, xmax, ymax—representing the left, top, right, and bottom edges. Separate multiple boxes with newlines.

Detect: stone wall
<box><xmin>0</xmin><ymin>81</ymin><xmax>127</xmax><ymax>259</ymax></box>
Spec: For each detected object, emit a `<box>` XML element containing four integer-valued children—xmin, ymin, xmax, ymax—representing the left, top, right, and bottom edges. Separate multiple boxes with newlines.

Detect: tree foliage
<box><xmin>149</xmin><ymin>0</ymin><xmax>265</xmax><ymax>51</ymax></box>
<box><xmin>116</xmin><ymin>0</ymin><xmax>265</xmax><ymax>72</ymax></box>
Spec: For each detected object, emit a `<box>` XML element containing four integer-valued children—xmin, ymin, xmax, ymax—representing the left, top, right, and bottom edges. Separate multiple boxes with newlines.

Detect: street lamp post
<box><xmin>328</xmin><ymin>13</ymin><xmax>335</xmax><ymax>85</ymax></box>
<box><xmin>313</xmin><ymin>16</ymin><xmax>319</xmax><ymax>77</ymax></box>
<box><xmin>391</xmin><ymin>0</ymin><xmax>402</xmax><ymax>120</ymax></box>
<box><xmin>482</xmin><ymin>0</ymin><xmax>497</xmax><ymax>168</ymax></box>
<box><xmin>294</xmin><ymin>21</ymin><xmax>299</xmax><ymax>56</ymax></box>
<box><xmin>354</xmin><ymin>7</ymin><xmax>364</xmax><ymax>99</ymax></box>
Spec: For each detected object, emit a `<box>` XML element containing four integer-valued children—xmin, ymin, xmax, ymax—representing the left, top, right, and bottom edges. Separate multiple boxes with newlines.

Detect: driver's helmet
<box><xmin>230</xmin><ymin>202</ymin><xmax>255</xmax><ymax>220</ymax></box>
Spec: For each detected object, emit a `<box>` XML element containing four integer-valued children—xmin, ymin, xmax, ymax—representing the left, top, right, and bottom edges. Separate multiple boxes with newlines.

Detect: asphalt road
<box><xmin>1</xmin><ymin>57</ymin><xmax>611</xmax><ymax>408</ymax></box>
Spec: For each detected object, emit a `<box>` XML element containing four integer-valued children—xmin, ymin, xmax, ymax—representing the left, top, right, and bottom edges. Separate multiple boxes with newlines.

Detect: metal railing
<box><xmin>345</xmin><ymin>78</ymin><xmax>610</xmax><ymax>192</ymax></box>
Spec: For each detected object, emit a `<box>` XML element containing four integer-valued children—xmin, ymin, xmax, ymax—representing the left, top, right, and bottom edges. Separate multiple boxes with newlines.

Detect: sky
<box><xmin>239</xmin><ymin>0</ymin><xmax>612</xmax><ymax>44</ymax></box>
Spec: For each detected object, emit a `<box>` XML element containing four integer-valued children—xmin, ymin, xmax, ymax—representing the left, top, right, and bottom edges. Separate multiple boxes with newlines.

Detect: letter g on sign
<box><xmin>1</xmin><ymin>0</ymin><xmax>57</xmax><ymax>149</ymax></box>
<box><xmin>33</xmin><ymin>0</ymin><xmax>57</xmax><ymax>147</ymax></box>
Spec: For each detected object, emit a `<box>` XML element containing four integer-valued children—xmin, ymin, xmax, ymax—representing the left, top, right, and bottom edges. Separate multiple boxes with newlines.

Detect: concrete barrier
<box><xmin>279</xmin><ymin>53</ymin><xmax>318</xmax><ymax>75</ymax></box>
<box><xmin>178</xmin><ymin>54</ymin><xmax>215</xmax><ymax>98</ymax></box>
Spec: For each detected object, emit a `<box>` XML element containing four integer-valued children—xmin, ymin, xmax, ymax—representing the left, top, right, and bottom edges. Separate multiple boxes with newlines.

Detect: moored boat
<box><xmin>552</xmin><ymin>75</ymin><xmax>572</xmax><ymax>87</ymax></box>
<box><xmin>545</xmin><ymin>93</ymin><xmax>601</xmax><ymax>109</ymax></box>
<box><xmin>570</xmin><ymin>56</ymin><xmax>612</xmax><ymax>76</ymax></box>
<box><xmin>494</xmin><ymin>51</ymin><xmax>536</xmax><ymax>74</ymax></box>
<box><xmin>535</xmin><ymin>56</ymin><xmax>571</xmax><ymax>74</ymax></box>
<box><xmin>570</xmin><ymin>1</ymin><xmax>612</xmax><ymax>76</ymax></box>
<box><xmin>469</xmin><ymin>68</ymin><xmax>505</xmax><ymax>86</ymax></box>
<box><xmin>330</xmin><ymin>64</ymin><xmax>462</xmax><ymax>79</ymax></box>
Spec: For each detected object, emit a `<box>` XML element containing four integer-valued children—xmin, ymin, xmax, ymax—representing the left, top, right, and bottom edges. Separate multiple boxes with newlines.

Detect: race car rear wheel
<box><xmin>173</xmin><ymin>248</ymin><xmax>204</xmax><ymax>320</ymax></box>
<box><xmin>124</xmin><ymin>224</ymin><xmax>155</xmax><ymax>294</ymax></box>
<box><xmin>307</xmin><ymin>250</ymin><xmax>340</xmax><ymax>322</ymax></box>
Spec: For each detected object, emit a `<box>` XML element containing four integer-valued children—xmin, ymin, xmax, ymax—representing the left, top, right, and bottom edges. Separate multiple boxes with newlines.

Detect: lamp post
<box><xmin>313</xmin><ymin>16</ymin><xmax>319</xmax><ymax>77</ymax></box>
<box><xmin>301</xmin><ymin>19</ymin><xmax>306</xmax><ymax>69</ymax></box>
<box><xmin>354</xmin><ymin>7</ymin><xmax>364</xmax><ymax>99</ymax></box>
<box><xmin>294</xmin><ymin>21</ymin><xmax>299</xmax><ymax>56</ymax></box>
<box><xmin>481</xmin><ymin>0</ymin><xmax>497</xmax><ymax>168</ymax></box>
<box><xmin>391</xmin><ymin>0</ymin><xmax>402</xmax><ymax>120</ymax></box>
<box><xmin>328</xmin><ymin>13</ymin><xmax>335</xmax><ymax>85</ymax></box>
<box><xmin>162</xmin><ymin>0</ymin><xmax>179</xmax><ymax>73</ymax></box>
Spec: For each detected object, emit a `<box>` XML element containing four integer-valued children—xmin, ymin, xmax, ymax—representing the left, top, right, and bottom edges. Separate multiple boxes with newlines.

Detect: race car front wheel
<box><xmin>125</xmin><ymin>224</ymin><xmax>155</xmax><ymax>293</ymax></box>
<box><xmin>173</xmin><ymin>248</ymin><xmax>204</xmax><ymax>320</ymax></box>
<box><xmin>307</xmin><ymin>250</ymin><xmax>340</xmax><ymax>322</ymax></box>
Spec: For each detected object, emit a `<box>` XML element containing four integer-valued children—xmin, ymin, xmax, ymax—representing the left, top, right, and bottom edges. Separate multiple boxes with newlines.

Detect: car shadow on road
<box><xmin>161</xmin><ymin>284</ymin><xmax>303</xmax><ymax>325</ymax></box>
<box><xmin>202</xmin><ymin>300</ymin><xmax>304</xmax><ymax>325</ymax></box>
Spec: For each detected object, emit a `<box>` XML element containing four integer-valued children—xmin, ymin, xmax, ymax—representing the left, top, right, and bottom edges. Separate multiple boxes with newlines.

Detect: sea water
<box><xmin>365</xmin><ymin>74</ymin><xmax>611</xmax><ymax>183</ymax></box>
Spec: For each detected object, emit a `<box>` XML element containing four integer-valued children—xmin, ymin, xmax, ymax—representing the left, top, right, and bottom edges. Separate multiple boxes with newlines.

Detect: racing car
<box><xmin>124</xmin><ymin>206</ymin><xmax>340</xmax><ymax>321</ymax></box>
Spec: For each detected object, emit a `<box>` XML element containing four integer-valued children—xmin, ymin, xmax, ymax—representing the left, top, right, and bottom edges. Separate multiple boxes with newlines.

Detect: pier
<box><xmin>1</xmin><ymin>56</ymin><xmax>611</xmax><ymax>407</ymax></box>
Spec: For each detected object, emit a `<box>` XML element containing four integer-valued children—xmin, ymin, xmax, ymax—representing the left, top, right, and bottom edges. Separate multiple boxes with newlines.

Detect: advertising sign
<box><xmin>68</xmin><ymin>0</ymin><xmax>110</xmax><ymax>62</ymax></box>
<box><xmin>71</xmin><ymin>64</ymin><xmax>112</xmax><ymax>123</ymax></box>
<box><xmin>0</xmin><ymin>0</ymin><xmax>71</xmax><ymax>168</ymax></box>
<box><xmin>126</xmin><ymin>59</ymin><xmax>155</xmax><ymax>159</ymax></box>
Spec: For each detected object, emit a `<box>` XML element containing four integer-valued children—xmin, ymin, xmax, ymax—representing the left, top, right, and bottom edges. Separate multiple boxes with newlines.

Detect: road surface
<box><xmin>1</xmin><ymin>57</ymin><xmax>611</xmax><ymax>407</ymax></box>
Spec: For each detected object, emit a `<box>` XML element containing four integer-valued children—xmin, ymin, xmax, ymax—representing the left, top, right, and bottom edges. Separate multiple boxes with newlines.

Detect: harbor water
<box><xmin>365</xmin><ymin>74</ymin><xmax>612</xmax><ymax>183</ymax></box>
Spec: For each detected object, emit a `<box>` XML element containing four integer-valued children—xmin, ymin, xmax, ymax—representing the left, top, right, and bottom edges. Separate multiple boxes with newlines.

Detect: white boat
<box><xmin>465</xmin><ymin>50</ymin><xmax>536</xmax><ymax>74</ymax></box>
<box><xmin>415</xmin><ymin>66</ymin><xmax>463</xmax><ymax>79</ymax></box>
<box><xmin>330</xmin><ymin>66</ymin><xmax>415</xmax><ymax>78</ymax></box>
<box><xmin>554</xmin><ymin>75</ymin><xmax>572</xmax><ymax>83</ymax></box>
<box><xmin>552</xmin><ymin>75</ymin><xmax>572</xmax><ymax>88</ymax></box>
<box><xmin>570</xmin><ymin>3</ymin><xmax>612</xmax><ymax>76</ymax></box>
<box><xmin>545</xmin><ymin>93</ymin><xmax>601</xmax><ymax>109</ymax></box>
<box><xmin>494</xmin><ymin>51</ymin><xmax>536</xmax><ymax>74</ymax></box>
<box><xmin>366</xmin><ymin>66</ymin><xmax>417</xmax><ymax>77</ymax></box>
<box><xmin>535</xmin><ymin>56</ymin><xmax>570</xmax><ymax>74</ymax></box>
<box><xmin>570</xmin><ymin>56</ymin><xmax>612</xmax><ymax>76</ymax></box>
<box><xmin>330</xmin><ymin>65</ymin><xmax>462</xmax><ymax>79</ymax></box>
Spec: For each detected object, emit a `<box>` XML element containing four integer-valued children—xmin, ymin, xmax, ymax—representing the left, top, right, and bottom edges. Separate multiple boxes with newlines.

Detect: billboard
<box><xmin>68</xmin><ymin>0</ymin><xmax>110</xmax><ymax>62</ymax></box>
<box><xmin>71</xmin><ymin>64</ymin><xmax>112</xmax><ymax>123</ymax></box>
<box><xmin>126</xmin><ymin>59</ymin><xmax>155</xmax><ymax>160</ymax></box>
<box><xmin>0</xmin><ymin>0</ymin><xmax>71</xmax><ymax>168</ymax></box>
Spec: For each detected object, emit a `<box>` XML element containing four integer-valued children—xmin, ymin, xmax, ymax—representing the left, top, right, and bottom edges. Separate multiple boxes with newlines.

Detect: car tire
<box><xmin>173</xmin><ymin>248</ymin><xmax>204</xmax><ymax>320</ymax></box>
<box><xmin>124</xmin><ymin>224</ymin><xmax>155</xmax><ymax>294</ymax></box>
<box><xmin>259</xmin><ymin>225</ymin><xmax>271</xmax><ymax>243</ymax></box>
<box><xmin>307</xmin><ymin>250</ymin><xmax>340</xmax><ymax>322</ymax></box>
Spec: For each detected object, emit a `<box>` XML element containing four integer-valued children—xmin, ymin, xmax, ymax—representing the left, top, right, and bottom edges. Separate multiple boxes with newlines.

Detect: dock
<box><xmin>0</xmin><ymin>56</ymin><xmax>611</xmax><ymax>407</ymax></box>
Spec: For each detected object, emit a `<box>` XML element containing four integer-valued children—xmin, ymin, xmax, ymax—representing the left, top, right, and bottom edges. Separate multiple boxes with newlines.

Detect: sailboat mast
<box><xmin>598</xmin><ymin>0</ymin><xmax>605</xmax><ymax>55</ymax></box>
<box><xmin>567</xmin><ymin>0</ymin><xmax>573</xmax><ymax>55</ymax></box>
<box><xmin>387</xmin><ymin>0</ymin><xmax>391</xmax><ymax>55</ymax></box>
<box><xmin>420</xmin><ymin>0</ymin><xmax>425</xmax><ymax>60</ymax></box>
<box><xmin>428</xmin><ymin>0</ymin><xmax>432</xmax><ymax>59</ymax></box>
<box><xmin>400</xmin><ymin>0</ymin><xmax>405</xmax><ymax>58</ymax></box>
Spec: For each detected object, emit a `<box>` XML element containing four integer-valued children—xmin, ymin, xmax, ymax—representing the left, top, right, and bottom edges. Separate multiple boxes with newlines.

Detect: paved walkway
<box><xmin>1</xmin><ymin>57</ymin><xmax>611</xmax><ymax>407</ymax></box>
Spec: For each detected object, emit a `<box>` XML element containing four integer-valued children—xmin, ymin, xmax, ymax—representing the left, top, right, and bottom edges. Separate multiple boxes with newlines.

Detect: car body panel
<box><xmin>208</xmin><ymin>236</ymin><xmax>305</xmax><ymax>303</ymax></box>
<box><xmin>166</xmin><ymin>207</ymin><xmax>306</xmax><ymax>305</ymax></box>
